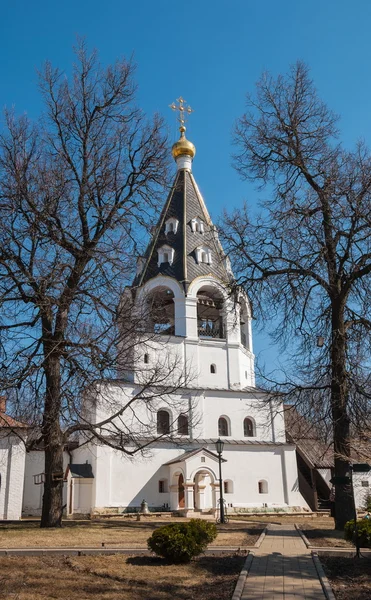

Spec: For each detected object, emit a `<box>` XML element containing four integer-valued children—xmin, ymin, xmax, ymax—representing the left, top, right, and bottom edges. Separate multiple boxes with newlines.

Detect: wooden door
<box><xmin>178</xmin><ymin>474</ymin><xmax>185</xmax><ymax>508</ymax></box>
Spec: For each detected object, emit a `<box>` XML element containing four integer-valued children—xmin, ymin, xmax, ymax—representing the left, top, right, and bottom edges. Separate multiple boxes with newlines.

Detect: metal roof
<box><xmin>133</xmin><ymin>169</ymin><xmax>232</xmax><ymax>291</ymax></box>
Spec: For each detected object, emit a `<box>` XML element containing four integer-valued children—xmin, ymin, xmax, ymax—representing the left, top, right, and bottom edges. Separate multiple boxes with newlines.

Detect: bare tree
<box><xmin>222</xmin><ymin>62</ymin><xmax>371</xmax><ymax>529</ymax></box>
<box><xmin>0</xmin><ymin>41</ymin><xmax>188</xmax><ymax>527</ymax></box>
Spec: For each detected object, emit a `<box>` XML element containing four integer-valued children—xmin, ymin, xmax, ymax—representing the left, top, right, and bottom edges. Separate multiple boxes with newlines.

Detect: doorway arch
<box><xmin>192</xmin><ymin>469</ymin><xmax>216</xmax><ymax>511</ymax></box>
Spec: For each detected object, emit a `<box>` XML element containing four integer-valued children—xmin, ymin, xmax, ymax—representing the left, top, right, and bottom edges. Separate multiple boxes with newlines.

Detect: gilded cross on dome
<box><xmin>169</xmin><ymin>97</ymin><xmax>194</xmax><ymax>130</ymax></box>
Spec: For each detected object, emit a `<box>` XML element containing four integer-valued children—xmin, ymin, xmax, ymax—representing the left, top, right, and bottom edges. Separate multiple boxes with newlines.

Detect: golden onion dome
<box><xmin>171</xmin><ymin>126</ymin><xmax>196</xmax><ymax>160</ymax></box>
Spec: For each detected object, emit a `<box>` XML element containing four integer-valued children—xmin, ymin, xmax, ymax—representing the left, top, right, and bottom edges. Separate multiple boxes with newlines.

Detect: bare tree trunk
<box><xmin>41</xmin><ymin>350</ymin><xmax>64</xmax><ymax>528</ymax></box>
<box><xmin>331</xmin><ymin>303</ymin><xmax>353</xmax><ymax>529</ymax></box>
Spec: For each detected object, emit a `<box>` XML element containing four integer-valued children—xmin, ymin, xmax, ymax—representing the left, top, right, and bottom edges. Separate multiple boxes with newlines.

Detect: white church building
<box><xmin>2</xmin><ymin>109</ymin><xmax>318</xmax><ymax>520</ymax></box>
<box><xmin>21</xmin><ymin>114</ymin><xmax>307</xmax><ymax>518</ymax></box>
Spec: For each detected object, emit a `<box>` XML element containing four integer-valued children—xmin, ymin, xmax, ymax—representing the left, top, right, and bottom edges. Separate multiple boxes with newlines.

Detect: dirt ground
<box><xmin>0</xmin><ymin>553</ymin><xmax>245</xmax><ymax>600</ymax></box>
<box><xmin>321</xmin><ymin>556</ymin><xmax>371</xmax><ymax>600</ymax></box>
<box><xmin>300</xmin><ymin>521</ymin><xmax>352</xmax><ymax>548</ymax></box>
<box><xmin>0</xmin><ymin>519</ymin><xmax>263</xmax><ymax>548</ymax></box>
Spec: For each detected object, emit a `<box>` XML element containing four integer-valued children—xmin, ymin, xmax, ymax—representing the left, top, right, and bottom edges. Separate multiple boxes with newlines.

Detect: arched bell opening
<box><xmin>197</xmin><ymin>285</ymin><xmax>224</xmax><ymax>339</ymax></box>
<box><xmin>146</xmin><ymin>286</ymin><xmax>175</xmax><ymax>335</ymax></box>
<box><xmin>239</xmin><ymin>297</ymin><xmax>251</xmax><ymax>350</ymax></box>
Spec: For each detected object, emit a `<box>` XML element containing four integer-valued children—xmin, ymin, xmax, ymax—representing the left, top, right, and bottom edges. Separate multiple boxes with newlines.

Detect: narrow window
<box><xmin>157</xmin><ymin>410</ymin><xmax>170</xmax><ymax>435</ymax></box>
<box><xmin>218</xmin><ymin>417</ymin><xmax>229</xmax><ymax>437</ymax></box>
<box><xmin>159</xmin><ymin>479</ymin><xmax>168</xmax><ymax>493</ymax></box>
<box><xmin>144</xmin><ymin>353</ymin><xmax>149</xmax><ymax>364</ymax></box>
<box><xmin>258</xmin><ymin>480</ymin><xmax>268</xmax><ymax>494</ymax></box>
<box><xmin>163</xmin><ymin>252</ymin><xmax>169</xmax><ymax>262</ymax></box>
<box><xmin>224</xmin><ymin>480</ymin><xmax>233</xmax><ymax>494</ymax></box>
<box><xmin>244</xmin><ymin>418</ymin><xmax>254</xmax><ymax>437</ymax></box>
<box><xmin>210</xmin><ymin>364</ymin><xmax>216</xmax><ymax>374</ymax></box>
<box><xmin>168</xmin><ymin>222</ymin><xmax>174</xmax><ymax>232</ymax></box>
<box><xmin>201</xmin><ymin>251</ymin><xmax>207</xmax><ymax>263</ymax></box>
<box><xmin>177</xmin><ymin>414</ymin><xmax>189</xmax><ymax>435</ymax></box>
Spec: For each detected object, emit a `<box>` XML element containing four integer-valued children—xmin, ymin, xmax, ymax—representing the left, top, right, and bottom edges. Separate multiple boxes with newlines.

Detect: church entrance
<box><xmin>178</xmin><ymin>473</ymin><xmax>185</xmax><ymax>508</ymax></box>
<box><xmin>193</xmin><ymin>470</ymin><xmax>215</xmax><ymax>511</ymax></box>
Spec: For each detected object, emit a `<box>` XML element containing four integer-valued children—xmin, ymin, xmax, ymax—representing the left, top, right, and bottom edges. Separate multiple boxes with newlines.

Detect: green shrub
<box><xmin>147</xmin><ymin>519</ymin><xmax>217</xmax><ymax>563</ymax></box>
<box><xmin>364</xmin><ymin>492</ymin><xmax>371</xmax><ymax>513</ymax></box>
<box><xmin>344</xmin><ymin>519</ymin><xmax>371</xmax><ymax>548</ymax></box>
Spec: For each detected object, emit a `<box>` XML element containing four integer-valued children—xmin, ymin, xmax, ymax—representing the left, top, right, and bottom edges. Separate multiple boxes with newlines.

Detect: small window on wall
<box><xmin>361</xmin><ymin>480</ymin><xmax>369</xmax><ymax>487</ymax></box>
<box><xmin>243</xmin><ymin>418</ymin><xmax>255</xmax><ymax>437</ymax></box>
<box><xmin>218</xmin><ymin>417</ymin><xmax>229</xmax><ymax>437</ymax></box>
<box><xmin>210</xmin><ymin>364</ymin><xmax>216</xmax><ymax>374</ymax></box>
<box><xmin>159</xmin><ymin>479</ymin><xmax>168</xmax><ymax>493</ymax></box>
<box><xmin>157</xmin><ymin>245</ymin><xmax>175</xmax><ymax>266</ymax></box>
<box><xmin>224</xmin><ymin>480</ymin><xmax>233</xmax><ymax>494</ymax></box>
<box><xmin>190</xmin><ymin>217</ymin><xmax>205</xmax><ymax>234</ymax></box>
<box><xmin>258</xmin><ymin>480</ymin><xmax>268</xmax><ymax>494</ymax></box>
<box><xmin>144</xmin><ymin>353</ymin><xmax>149</xmax><ymax>364</ymax></box>
<box><xmin>195</xmin><ymin>246</ymin><xmax>212</xmax><ymax>264</ymax></box>
<box><xmin>177</xmin><ymin>414</ymin><xmax>189</xmax><ymax>436</ymax></box>
<box><xmin>157</xmin><ymin>410</ymin><xmax>170</xmax><ymax>435</ymax></box>
<box><xmin>165</xmin><ymin>218</ymin><xmax>179</xmax><ymax>235</ymax></box>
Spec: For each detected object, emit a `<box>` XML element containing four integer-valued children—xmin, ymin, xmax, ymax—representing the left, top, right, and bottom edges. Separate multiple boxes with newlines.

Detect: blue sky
<box><xmin>2</xmin><ymin>0</ymin><xmax>371</xmax><ymax>372</ymax></box>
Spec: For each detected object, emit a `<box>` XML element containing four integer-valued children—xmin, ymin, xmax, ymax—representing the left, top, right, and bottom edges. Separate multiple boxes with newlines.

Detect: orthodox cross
<box><xmin>169</xmin><ymin>97</ymin><xmax>194</xmax><ymax>128</ymax></box>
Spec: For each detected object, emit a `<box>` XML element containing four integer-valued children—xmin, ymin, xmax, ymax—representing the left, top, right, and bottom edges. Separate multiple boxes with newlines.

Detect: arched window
<box><xmin>157</xmin><ymin>410</ymin><xmax>170</xmax><ymax>435</ymax></box>
<box><xmin>258</xmin><ymin>480</ymin><xmax>268</xmax><ymax>494</ymax></box>
<box><xmin>144</xmin><ymin>353</ymin><xmax>149</xmax><ymax>364</ymax></box>
<box><xmin>195</xmin><ymin>246</ymin><xmax>212</xmax><ymax>264</ymax></box>
<box><xmin>210</xmin><ymin>364</ymin><xmax>216</xmax><ymax>374</ymax></box>
<box><xmin>165</xmin><ymin>217</ymin><xmax>179</xmax><ymax>235</ymax></box>
<box><xmin>177</xmin><ymin>414</ymin><xmax>189</xmax><ymax>435</ymax></box>
<box><xmin>244</xmin><ymin>417</ymin><xmax>255</xmax><ymax>437</ymax></box>
<box><xmin>218</xmin><ymin>416</ymin><xmax>229</xmax><ymax>437</ymax></box>
<box><xmin>157</xmin><ymin>245</ymin><xmax>174</xmax><ymax>266</ymax></box>
<box><xmin>190</xmin><ymin>217</ymin><xmax>205</xmax><ymax>234</ymax></box>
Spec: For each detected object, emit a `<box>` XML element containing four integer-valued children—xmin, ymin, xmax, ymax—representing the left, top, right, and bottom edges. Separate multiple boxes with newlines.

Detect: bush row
<box><xmin>344</xmin><ymin>519</ymin><xmax>371</xmax><ymax>548</ymax></box>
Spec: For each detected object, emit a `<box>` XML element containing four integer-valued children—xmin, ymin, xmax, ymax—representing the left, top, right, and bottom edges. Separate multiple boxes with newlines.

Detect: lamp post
<box><xmin>215</xmin><ymin>438</ymin><xmax>226</xmax><ymax>524</ymax></box>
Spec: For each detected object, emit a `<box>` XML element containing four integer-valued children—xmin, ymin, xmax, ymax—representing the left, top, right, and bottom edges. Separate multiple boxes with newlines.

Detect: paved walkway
<box><xmin>240</xmin><ymin>524</ymin><xmax>326</xmax><ymax>599</ymax></box>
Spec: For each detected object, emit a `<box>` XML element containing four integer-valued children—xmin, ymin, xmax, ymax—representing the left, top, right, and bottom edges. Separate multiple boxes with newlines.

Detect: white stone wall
<box><xmin>22</xmin><ymin>450</ymin><xmax>69</xmax><ymax>517</ymax></box>
<box><xmin>0</xmin><ymin>432</ymin><xmax>26</xmax><ymax>520</ymax></box>
<box><xmin>353</xmin><ymin>471</ymin><xmax>371</xmax><ymax>510</ymax></box>
<box><xmin>84</xmin><ymin>440</ymin><xmax>304</xmax><ymax>513</ymax></box>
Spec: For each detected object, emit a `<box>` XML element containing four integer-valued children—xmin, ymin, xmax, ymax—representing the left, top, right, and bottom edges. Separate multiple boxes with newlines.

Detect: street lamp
<box><xmin>215</xmin><ymin>438</ymin><xmax>226</xmax><ymax>524</ymax></box>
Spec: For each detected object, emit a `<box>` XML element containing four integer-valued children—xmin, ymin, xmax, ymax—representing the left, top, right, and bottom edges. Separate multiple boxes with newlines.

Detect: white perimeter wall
<box><xmin>0</xmin><ymin>433</ymin><xmax>26</xmax><ymax>520</ymax></box>
<box><xmin>23</xmin><ymin>450</ymin><xmax>69</xmax><ymax>516</ymax></box>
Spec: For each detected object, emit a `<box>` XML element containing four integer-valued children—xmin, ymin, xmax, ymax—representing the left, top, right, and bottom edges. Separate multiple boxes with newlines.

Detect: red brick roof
<box><xmin>0</xmin><ymin>411</ymin><xmax>28</xmax><ymax>428</ymax></box>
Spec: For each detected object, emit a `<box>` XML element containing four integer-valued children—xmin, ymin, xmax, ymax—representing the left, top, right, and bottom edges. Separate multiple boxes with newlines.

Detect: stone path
<box><xmin>240</xmin><ymin>524</ymin><xmax>326</xmax><ymax>599</ymax></box>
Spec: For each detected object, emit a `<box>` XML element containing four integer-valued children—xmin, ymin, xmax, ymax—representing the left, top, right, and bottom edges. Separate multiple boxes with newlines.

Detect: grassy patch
<box><xmin>0</xmin><ymin>519</ymin><xmax>262</xmax><ymax>548</ymax></box>
<box><xmin>0</xmin><ymin>553</ymin><xmax>245</xmax><ymax>600</ymax></box>
<box><xmin>321</xmin><ymin>556</ymin><xmax>371</xmax><ymax>600</ymax></box>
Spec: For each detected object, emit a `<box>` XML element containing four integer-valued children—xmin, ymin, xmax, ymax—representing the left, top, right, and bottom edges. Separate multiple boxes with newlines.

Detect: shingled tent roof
<box><xmin>133</xmin><ymin>169</ymin><xmax>232</xmax><ymax>291</ymax></box>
